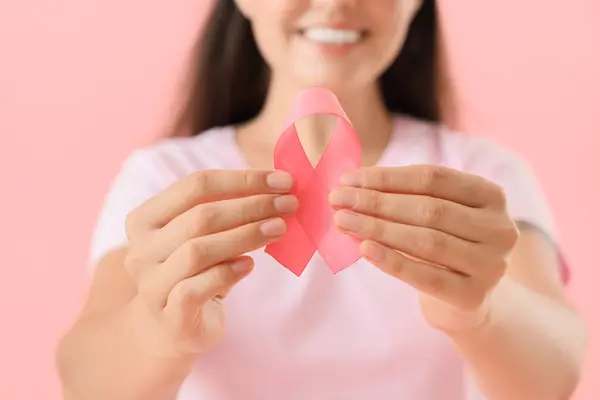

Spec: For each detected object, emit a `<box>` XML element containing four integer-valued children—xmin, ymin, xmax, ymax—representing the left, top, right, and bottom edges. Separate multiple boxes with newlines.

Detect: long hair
<box><xmin>170</xmin><ymin>0</ymin><xmax>438</xmax><ymax>137</ymax></box>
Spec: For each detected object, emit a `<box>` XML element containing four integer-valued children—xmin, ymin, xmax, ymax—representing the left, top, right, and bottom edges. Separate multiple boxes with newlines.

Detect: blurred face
<box><xmin>236</xmin><ymin>0</ymin><xmax>423</xmax><ymax>90</ymax></box>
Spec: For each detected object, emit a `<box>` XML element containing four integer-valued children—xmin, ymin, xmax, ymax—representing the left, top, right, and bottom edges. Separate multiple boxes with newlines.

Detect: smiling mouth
<box><xmin>298</xmin><ymin>27</ymin><xmax>368</xmax><ymax>45</ymax></box>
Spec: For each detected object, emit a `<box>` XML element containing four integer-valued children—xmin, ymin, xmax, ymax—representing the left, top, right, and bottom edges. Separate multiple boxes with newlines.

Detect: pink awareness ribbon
<box><xmin>265</xmin><ymin>87</ymin><xmax>363</xmax><ymax>276</ymax></box>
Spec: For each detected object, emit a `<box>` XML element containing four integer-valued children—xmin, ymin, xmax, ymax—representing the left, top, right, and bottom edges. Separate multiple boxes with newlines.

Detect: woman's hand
<box><xmin>124</xmin><ymin>169</ymin><xmax>297</xmax><ymax>359</ymax></box>
<box><xmin>330</xmin><ymin>165</ymin><xmax>520</xmax><ymax>331</ymax></box>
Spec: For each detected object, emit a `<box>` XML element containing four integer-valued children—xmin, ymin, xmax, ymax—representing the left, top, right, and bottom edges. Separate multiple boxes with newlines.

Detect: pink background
<box><xmin>0</xmin><ymin>1</ymin><xmax>598</xmax><ymax>399</ymax></box>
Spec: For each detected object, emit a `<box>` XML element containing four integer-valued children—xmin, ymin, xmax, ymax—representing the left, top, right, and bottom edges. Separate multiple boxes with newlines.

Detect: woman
<box><xmin>56</xmin><ymin>1</ymin><xmax>587</xmax><ymax>399</ymax></box>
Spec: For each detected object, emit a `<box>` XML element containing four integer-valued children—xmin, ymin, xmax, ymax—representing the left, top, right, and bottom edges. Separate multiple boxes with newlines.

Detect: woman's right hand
<box><xmin>123</xmin><ymin>169</ymin><xmax>297</xmax><ymax>360</ymax></box>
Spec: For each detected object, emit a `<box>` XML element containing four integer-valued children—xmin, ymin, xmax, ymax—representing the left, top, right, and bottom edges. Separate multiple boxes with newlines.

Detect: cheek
<box><xmin>248</xmin><ymin>0</ymin><xmax>305</xmax><ymax>68</ymax></box>
<box><xmin>374</xmin><ymin>0</ymin><xmax>423</xmax><ymax>41</ymax></box>
<box><xmin>370</xmin><ymin>1</ymin><xmax>424</xmax><ymax>61</ymax></box>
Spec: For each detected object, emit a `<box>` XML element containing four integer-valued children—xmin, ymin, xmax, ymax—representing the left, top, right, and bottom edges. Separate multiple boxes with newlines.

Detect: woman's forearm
<box><xmin>56</xmin><ymin>299</ymin><xmax>194</xmax><ymax>400</ymax></box>
<box><xmin>447</xmin><ymin>277</ymin><xmax>586</xmax><ymax>400</ymax></box>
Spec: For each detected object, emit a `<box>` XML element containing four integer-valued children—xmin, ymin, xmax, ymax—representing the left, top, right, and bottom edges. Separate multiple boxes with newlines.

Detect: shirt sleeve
<box><xmin>463</xmin><ymin>138</ymin><xmax>569</xmax><ymax>284</ymax></box>
<box><xmin>87</xmin><ymin>149</ymin><xmax>167</xmax><ymax>270</ymax></box>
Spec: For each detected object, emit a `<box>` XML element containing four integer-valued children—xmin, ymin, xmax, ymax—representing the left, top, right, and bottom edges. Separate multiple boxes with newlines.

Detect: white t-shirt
<box><xmin>89</xmin><ymin>115</ymin><xmax>562</xmax><ymax>399</ymax></box>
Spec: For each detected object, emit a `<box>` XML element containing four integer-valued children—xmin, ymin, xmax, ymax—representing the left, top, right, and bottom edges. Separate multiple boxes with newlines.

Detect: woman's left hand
<box><xmin>330</xmin><ymin>165</ymin><xmax>520</xmax><ymax>332</ymax></box>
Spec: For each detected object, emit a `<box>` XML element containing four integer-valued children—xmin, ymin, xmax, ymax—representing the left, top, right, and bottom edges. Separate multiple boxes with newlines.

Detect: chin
<box><xmin>292</xmin><ymin>66</ymin><xmax>373</xmax><ymax>94</ymax></box>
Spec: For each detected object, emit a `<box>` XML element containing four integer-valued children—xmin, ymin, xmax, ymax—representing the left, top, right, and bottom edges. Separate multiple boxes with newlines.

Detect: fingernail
<box><xmin>329</xmin><ymin>189</ymin><xmax>358</xmax><ymax>208</ymax></box>
<box><xmin>362</xmin><ymin>241</ymin><xmax>386</xmax><ymax>263</ymax></box>
<box><xmin>274</xmin><ymin>195</ymin><xmax>299</xmax><ymax>214</ymax></box>
<box><xmin>267</xmin><ymin>171</ymin><xmax>293</xmax><ymax>191</ymax></box>
<box><xmin>231</xmin><ymin>258</ymin><xmax>253</xmax><ymax>274</ymax></box>
<box><xmin>260</xmin><ymin>218</ymin><xmax>287</xmax><ymax>237</ymax></box>
<box><xmin>339</xmin><ymin>171</ymin><xmax>363</xmax><ymax>187</ymax></box>
<box><xmin>334</xmin><ymin>210</ymin><xmax>363</xmax><ymax>232</ymax></box>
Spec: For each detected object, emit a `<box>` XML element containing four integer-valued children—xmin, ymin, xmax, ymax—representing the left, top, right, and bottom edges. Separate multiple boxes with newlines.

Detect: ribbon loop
<box><xmin>265</xmin><ymin>87</ymin><xmax>363</xmax><ymax>276</ymax></box>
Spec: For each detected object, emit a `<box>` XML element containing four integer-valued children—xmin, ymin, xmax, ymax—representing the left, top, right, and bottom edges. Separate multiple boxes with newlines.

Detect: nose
<box><xmin>310</xmin><ymin>0</ymin><xmax>359</xmax><ymax>16</ymax></box>
<box><xmin>311</xmin><ymin>0</ymin><xmax>358</xmax><ymax>7</ymax></box>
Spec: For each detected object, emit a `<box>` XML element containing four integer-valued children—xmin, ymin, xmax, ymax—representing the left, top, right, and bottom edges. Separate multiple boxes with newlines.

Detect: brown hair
<box><xmin>170</xmin><ymin>0</ymin><xmax>438</xmax><ymax>137</ymax></box>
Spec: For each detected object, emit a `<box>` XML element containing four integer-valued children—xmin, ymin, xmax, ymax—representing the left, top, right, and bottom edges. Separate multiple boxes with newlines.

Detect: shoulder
<box><xmin>124</xmin><ymin>125</ymin><xmax>240</xmax><ymax>183</ymax></box>
<box><xmin>392</xmin><ymin>114</ymin><xmax>534</xmax><ymax>177</ymax></box>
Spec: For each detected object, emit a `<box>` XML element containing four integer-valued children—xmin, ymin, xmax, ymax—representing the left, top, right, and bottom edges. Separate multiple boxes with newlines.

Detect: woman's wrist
<box><xmin>93</xmin><ymin>298</ymin><xmax>198</xmax><ymax>400</ymax></box>
<box><xmin>441</xmin><ymin>278</ymin><xmax>527</xmax><ymax>348</ymax></box>
<box><xmin>58</xmin><ymin>297</ymin><xmax>196</xmax><ymax>400</ymax></box>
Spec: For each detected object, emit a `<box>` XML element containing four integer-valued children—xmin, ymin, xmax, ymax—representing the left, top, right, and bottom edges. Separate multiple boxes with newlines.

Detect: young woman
<box><xmin>56</xmin><ymin>1</ymin><xmax>587</xmax><ymax>399</ymax></box>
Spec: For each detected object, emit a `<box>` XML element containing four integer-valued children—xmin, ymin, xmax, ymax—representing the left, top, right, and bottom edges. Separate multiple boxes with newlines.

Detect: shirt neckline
<box><xmin>221</xmin><ymin>115</ymin><xmax>409</xmax><ymax>170</ymax></box>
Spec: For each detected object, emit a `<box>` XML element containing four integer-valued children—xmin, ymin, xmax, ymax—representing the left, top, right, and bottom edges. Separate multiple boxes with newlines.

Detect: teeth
<box><xmin>303</xmin><ymin>28</ymin><xmax>361</xmax><ymax>44</ymax></box>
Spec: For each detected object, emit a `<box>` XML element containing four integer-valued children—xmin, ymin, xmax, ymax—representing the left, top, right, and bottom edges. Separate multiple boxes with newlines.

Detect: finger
<box><xmin>334</xmin><ymin>210</ymin><xmax>498</xmax><ymax>277</ymax></box>
<box><xmin>146</xmin><ymin>218</ymin><xmax>286</xmax><ymax>308</ymax></box>
<box><xmin>162</xmin><ymin>256</ymin><xmax>254</xmax><ymax>353</ymax></box>
<box><xmin>360</xmin><ymin>241</ymin><xmax>484</xmax><ymax>312</ymax></box>
<box><xmin>146</xmin><ymin>194</ymin><xmax>298</xmax><ymax>261</ymax></box>
<box><xmin>340</xmin><ymin>165</ymin><xmax>506</xmax><ymax>210</ymax></box>
<box><xmin>165</xmin><ymin>256</ymin><xmax>253</xmax><ymax>315</ymax></box>
<box><xmin>126</xmin><ymin>170</ymin><xmax>292</xmax><ymax>238</ymax></box>
<box><xmin>330</xmin><ymin>188</ymin><xmax>506</xmax><ymax>243</ymax></box>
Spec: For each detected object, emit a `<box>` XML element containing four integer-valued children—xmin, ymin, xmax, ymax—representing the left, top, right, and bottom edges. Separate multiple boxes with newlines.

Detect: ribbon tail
<box><xmin>265</xmin><ymin>216</ymin><xmax>315</xmax><ymax>277</ymax></box>
<box><xmin>318</xmin><ymin>227</ymin><xmax>362</xmax><ymax>274</ymax></box>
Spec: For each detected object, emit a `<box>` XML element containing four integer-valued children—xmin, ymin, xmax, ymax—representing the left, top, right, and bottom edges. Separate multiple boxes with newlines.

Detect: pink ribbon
<box><xmin>265</xmin><ymin>87</ymin><xmax>363</xmax><ymax>276</ymax></box>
